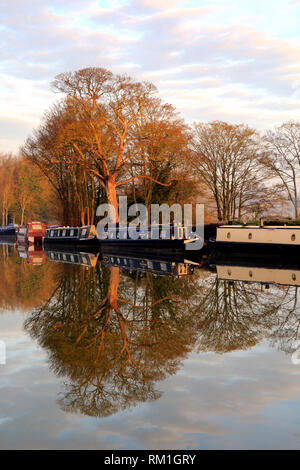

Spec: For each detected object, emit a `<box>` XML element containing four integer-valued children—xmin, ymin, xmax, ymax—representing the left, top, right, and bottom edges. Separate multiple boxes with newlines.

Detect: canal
<box><xmin>1</xmin><ymin>243</ymin><xmax>300</xmax><ymax>449</ymax></box>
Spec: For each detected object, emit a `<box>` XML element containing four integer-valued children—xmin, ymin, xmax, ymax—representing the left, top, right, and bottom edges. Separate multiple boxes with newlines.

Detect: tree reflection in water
<box><xmin>23</xmin><ymin>258</ymin><xmax>300</xmax><ymax>418</ymax></box>
<box><xmin>25</xmin><ymin>263</ymin><xmax>199</xmax><ymax>417</ymax></box>
<box><xmin>193</xmin><ymin>277</ymin><xmax>293</xmax><ymax>353</ymax></box>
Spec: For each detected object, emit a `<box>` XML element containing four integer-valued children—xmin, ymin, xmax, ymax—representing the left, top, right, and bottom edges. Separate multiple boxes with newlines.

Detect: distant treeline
<box><xmin>1</xmin><ymin>67</ymin><xmax>299</xmax><ymax>226</ymax></box>
<box><xmin>0</xmin><ymin>154</ymin><xmax>59</xmax><ymax>225</ymax></box>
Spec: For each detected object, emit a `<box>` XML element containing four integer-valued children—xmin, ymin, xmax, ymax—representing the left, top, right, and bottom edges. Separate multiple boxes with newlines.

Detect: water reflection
<box><xmin>24</xmin><ymin>260</ymin><xmax>200</xmax><ymax>417</ymax></box>
<box><xmin>1</xmin><ymin>243</ymin><xmax>300</xmax><ymax>423</ymax></box>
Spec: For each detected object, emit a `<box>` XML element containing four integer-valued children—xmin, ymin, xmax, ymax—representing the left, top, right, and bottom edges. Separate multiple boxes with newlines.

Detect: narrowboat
<box><xmin>98</xmin><ymin>224</ymin><xmax>203</xmax><ymax>252</ymax></box>
<box><xmin>44</xmin><ymin>225</ymin><xmax>100</xmax><ymax>248</ymax></box>
<box><xmin>209</xmin><ymin>224</ymin><xmax>300</xmax><ymax>255</ymax></box>
<box><xmin>0</xmin><ymin>224</ymin><xmax>18</xmax><ymax>237</ymax></box>
<box><xmin>17</xmin><ymin>222</ymin><xmax>46</xmax><ymax>245</ymax></box>
<box><xmin>101</xmin><ymin>251</ymin><xmax>200</xmax><ymax>277</ymax></box>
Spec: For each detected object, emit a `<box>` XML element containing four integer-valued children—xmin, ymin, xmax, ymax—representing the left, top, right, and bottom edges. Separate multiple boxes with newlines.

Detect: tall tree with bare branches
<box><xmin>23</xmin><ymin>68</ymin><xmax>185</xmax><ymax>223</ymax></box>
<box><xmin>261</xmin><ymin>122</ymin><xmax>300</xmax><ymax>218</ymax></box>
<box><xmin>191</xmin><ymin>121</ymin><xmax>265</xmax><ymax>221</ymax></box>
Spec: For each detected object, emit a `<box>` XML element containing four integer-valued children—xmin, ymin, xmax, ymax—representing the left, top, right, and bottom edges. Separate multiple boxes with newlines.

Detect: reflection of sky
<box><xmin>1</xmin><ymin>309</ymin><xmax>300</xmax><ymax>449</ymax></box>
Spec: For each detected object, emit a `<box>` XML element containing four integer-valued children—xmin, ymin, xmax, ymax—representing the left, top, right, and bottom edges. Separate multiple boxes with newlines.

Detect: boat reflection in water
<box><xmin>210</xmin><ymin>252</ymin><xmax>300</xmax><ymax>288</ymax></box>
<box><xmin>45</xmin><ymin>247</ymin><xmax>99</xmax><ymax>268</ymax></box>
<box><xmin>17</xmin><ymin>244</ymin><xmax>46</xmax><ymax>266</ymax></box>
<box><xmin>16</xmin><ymin>241</ymin><xmax>202</xmax><ymax>277</ymax></box>
<box><xmin>101</xmin><ymin>252</ymin><xmax>200</xmax><ymax>277</ymax></box>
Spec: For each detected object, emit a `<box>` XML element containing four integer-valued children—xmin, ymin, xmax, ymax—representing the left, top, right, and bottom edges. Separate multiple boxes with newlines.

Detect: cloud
<box><xmin>0</xmin><ymin>0</ymin><xmax>300</xmax><ymax>152</ymax></box>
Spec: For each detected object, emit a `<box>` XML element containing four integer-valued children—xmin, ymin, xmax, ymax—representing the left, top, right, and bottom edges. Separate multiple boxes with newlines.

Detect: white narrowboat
<box><xmin>209</xmin><ymin>224</ymin><xmax>300</xmax><ymax>254</ymax></box>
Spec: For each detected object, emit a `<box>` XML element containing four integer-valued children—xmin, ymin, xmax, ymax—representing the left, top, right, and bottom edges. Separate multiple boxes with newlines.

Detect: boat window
<box><xmin>292</xmin><ymin>273</ymin><xmax>297</xmax><ymax>281</ymax></box>
<box><xmin>249</xmin><ymin>270</ymin><xmax>253</xmax><ymax>278</ymax></box>
<box><xmin>227</xmin><ymin>269</ymin><xmax>231</xmax><ymax>276</ymax></box>
<box><xmin>70</xmin><ymin>229</ymin><xmax>74</xmax><ymax>237</ymax></box>
<box><xmin>227</xmin><ymin>232</ymin><xmax>231</xmax><ymax>239</ymax></box>
<box><xmin>81</xmin><ymin>228</ymin><xmax>87</xmax><ymax>237</ymax></box>
<box><xmin>291</xmin><ymin>234</ymin><xmax>296</xmax><ymax>241</ymax></box>
<box><xmin>66</xmin><ymin>230</ymin><xmax>70</xmax><ymax>236</ymax></box>
<box><xmin>248</xmin><ymin>233</ymin><xmax>252</xmax><ymax>240</ymax></box>
<box><xmin>32</xmin><ymin>224</ymin><xmax>42</xmax><ymax>231</ymax></box>
<box><xmin>160</xmin><ymin>263</ymin><xmax>167</xmax><ymax>271</ymax></box>
<box><xmin>50</xmin><ymin>230</ymin><xmax>54</xmax><ymax>237</ymax></box>
<box><xmin>62</xmin><ymin>230</ymin><xmax>66</xmax><ymax>237</ymax></box>
<box><xmin>73</xmin><ymin>229</ymin><xmax>78</xmax><ymax>237</ymax></box>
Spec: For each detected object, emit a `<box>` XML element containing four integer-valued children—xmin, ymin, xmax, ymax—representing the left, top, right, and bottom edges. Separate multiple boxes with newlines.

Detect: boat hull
<box><xmin>99</xmin><ymin>238</ymin><xmax>202</xmax><ymax>252</ymax></box>
<box><xmin>0</xmin><ymin>227</ymin><xmax>17</xmax><ymax>236</ymax></box>
<box><xmin>209</xmin><ymin>238</ymin><xmax>300</xmax><ymax>257</ymax></box>
<box><xmin>44</xmin><ymin>237</ymin><xmax>100</xmax><ymax>249</ymax></box>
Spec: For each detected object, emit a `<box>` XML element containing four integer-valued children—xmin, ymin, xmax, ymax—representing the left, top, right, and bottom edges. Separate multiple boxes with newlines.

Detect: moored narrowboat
<box><xmin>17</xmin><ymin>222</ymin><xmax>46</xmax><ymax>245</ymax></box>
<box><xmin>209</xmin><ymin>224</ymin><xmax>300</xmax><ymax>255</ymax></box>
<box><xmin>0</xmin><ymin>224</ymin><xmax>18</xmax><ymax>237</ymax></box>
<box><xmin>44</xmin><ymin>225</ymin><xmax>100</xmax><ymax>248</ymax></box>
<box><xmin>98</xmin><ymin>224</ymin><xmax>203</xmax><ymax>252</ymax></box>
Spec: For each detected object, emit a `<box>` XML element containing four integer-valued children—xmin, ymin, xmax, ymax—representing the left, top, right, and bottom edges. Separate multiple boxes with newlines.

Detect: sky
<box><xmin>1</xmin><ymin>0</ymin><xmax>300</xmax><ymax>153</ymax></box>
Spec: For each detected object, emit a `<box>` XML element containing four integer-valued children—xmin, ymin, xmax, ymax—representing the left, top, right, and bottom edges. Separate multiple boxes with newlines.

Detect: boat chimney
<box><xmin>260</xmin><ymin>217</ymin><xmax>264</xmax><ymax>228</ymax></box>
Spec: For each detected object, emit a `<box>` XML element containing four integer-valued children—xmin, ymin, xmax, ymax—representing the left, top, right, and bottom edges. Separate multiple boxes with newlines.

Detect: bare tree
<box><xmin>191</xmin><ymin>121</ymin><xmax>264</xmax><ymax>221</ymax></box>
<box><xmin>261</xmin><ymin>122</ymin><xmax>300</xmax><ymax>218</ymax></box>
<box><xmin>24</xmin><ymin>68</ymin><xmax>184</xmax><ymax>223</ymax></box>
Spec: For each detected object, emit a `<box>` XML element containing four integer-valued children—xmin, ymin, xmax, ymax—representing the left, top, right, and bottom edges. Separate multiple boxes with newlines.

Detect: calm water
<box><xmin>1</xmin><ymin>243</ymin><xmax>300</xmax><ymax>450</ymax></box>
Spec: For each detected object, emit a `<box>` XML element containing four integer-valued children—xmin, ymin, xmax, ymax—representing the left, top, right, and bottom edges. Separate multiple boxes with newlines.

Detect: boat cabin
<box><xmin>17</xmin><ymin>222</ymin><xmax>46</xmax><ymax>245</ymax></box>
<box><xmin>212</xmin><ymin>225</ymin><xmax>300</xmax><ymax>254</ymax></box>
<box><xmin>100</xmin><ymin>224</ymin><xmax>196</xmax><ymax>241</ymax></box>
<box><xmin>44</xmin><ymin>225</ymin><xmax>100</xmax><ymax>247</ymax></box>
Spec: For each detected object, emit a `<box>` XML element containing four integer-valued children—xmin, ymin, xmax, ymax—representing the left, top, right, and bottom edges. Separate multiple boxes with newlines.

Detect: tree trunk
<box><xmin>106</xmin><ymin>176</ymin><xmax>119</xmax><ymax>223</ymax></box>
